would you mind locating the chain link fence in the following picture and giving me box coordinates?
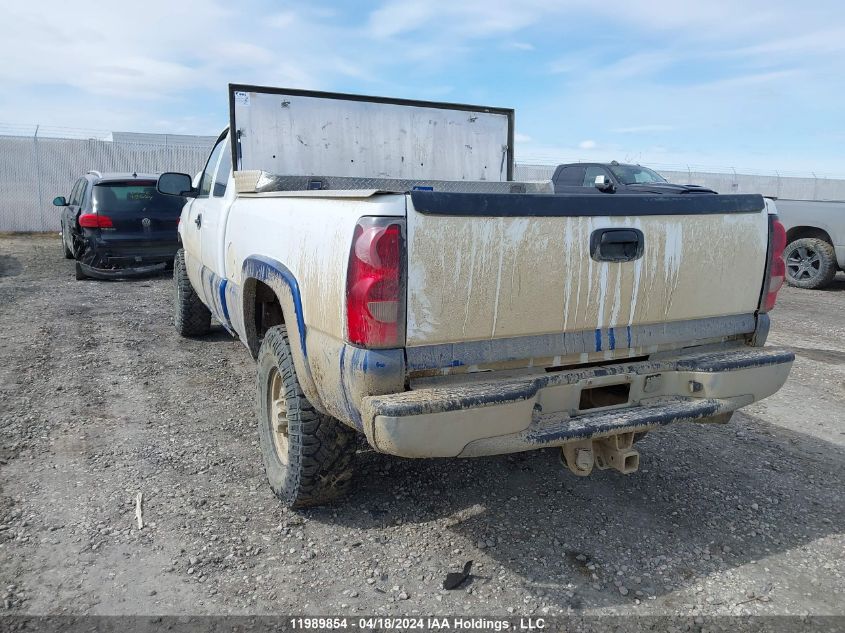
[3,132,844,232]
[0,134,213,232]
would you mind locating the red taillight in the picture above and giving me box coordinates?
[346,219,405,348]
[79,213,113,229]
[764,219,787,311]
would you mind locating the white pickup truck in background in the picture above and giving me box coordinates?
[156,84,794,508]
[774,199,845,289]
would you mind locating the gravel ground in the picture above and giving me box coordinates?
[0,234,843,618]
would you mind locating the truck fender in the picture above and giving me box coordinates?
[240,255,325,413]
[770,200,839,250]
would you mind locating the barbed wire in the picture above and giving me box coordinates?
[0,123,114,140]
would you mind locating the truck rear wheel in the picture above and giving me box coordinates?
[784,238,837,289]
[257,325,356,508]
[173,249,211,336]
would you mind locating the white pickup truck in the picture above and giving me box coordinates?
[157,85,794,508]
[774,199,845,289]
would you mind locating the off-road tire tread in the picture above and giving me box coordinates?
[173,249,211,336]
[784,237,837,290]
[258,325,355,508]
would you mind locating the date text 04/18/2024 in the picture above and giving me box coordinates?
[288,616,548,630]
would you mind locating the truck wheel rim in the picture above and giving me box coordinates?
[786,246,820,281]
[269,369,289,464]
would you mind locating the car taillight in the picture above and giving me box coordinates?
[79,213,114,229]
[764,219,787,311]
[345,218,405,348]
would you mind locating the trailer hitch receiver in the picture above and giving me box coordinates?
[560,432,640,476]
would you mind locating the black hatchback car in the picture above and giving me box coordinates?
[54,171,186,279]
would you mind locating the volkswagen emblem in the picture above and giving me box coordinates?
[141,217,152,228]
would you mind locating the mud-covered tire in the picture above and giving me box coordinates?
[74,261,86,280]
[784,238,837,289]
[173,249,211,336]
[257,325,356,508]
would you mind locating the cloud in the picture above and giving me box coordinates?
[578,140,597,150]
[367,1,569,42]
[2,0,844,175]
[514,133,532,143]
[368,1,436,38]
[504,42,535,51]
[0,0,378,132]
[612,125,675,134]
[516,139,619,165]
[363,0,567,71]
[547,51,598,75]
[724,26,845,60]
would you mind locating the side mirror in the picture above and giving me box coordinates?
[52,196,67,207]
[594,175,615,192]
[158,172,196,197]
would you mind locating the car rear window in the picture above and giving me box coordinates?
[92,181,184,214]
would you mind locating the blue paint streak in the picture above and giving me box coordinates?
[242,256,308,358]
[608,328,616,351]
[338,346,365,429]
[218,279,230,324]
[337,345,355,424]
[595,329,602,352]
[626,325,632,348]
[199,266,233,331]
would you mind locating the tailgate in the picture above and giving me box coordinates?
[405,192,769,367]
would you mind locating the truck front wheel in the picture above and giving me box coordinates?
[257,325,356,508]
[173,249,211,336]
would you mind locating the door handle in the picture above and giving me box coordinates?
[590,228,644,262]
[194,213,202,228]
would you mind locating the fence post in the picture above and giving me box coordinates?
[34,125,46,232]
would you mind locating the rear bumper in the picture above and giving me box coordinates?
[79,231,179,267]
[78,261,168,279]
[361,346,793,458]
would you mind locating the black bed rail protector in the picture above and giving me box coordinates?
[409,191,765,217]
